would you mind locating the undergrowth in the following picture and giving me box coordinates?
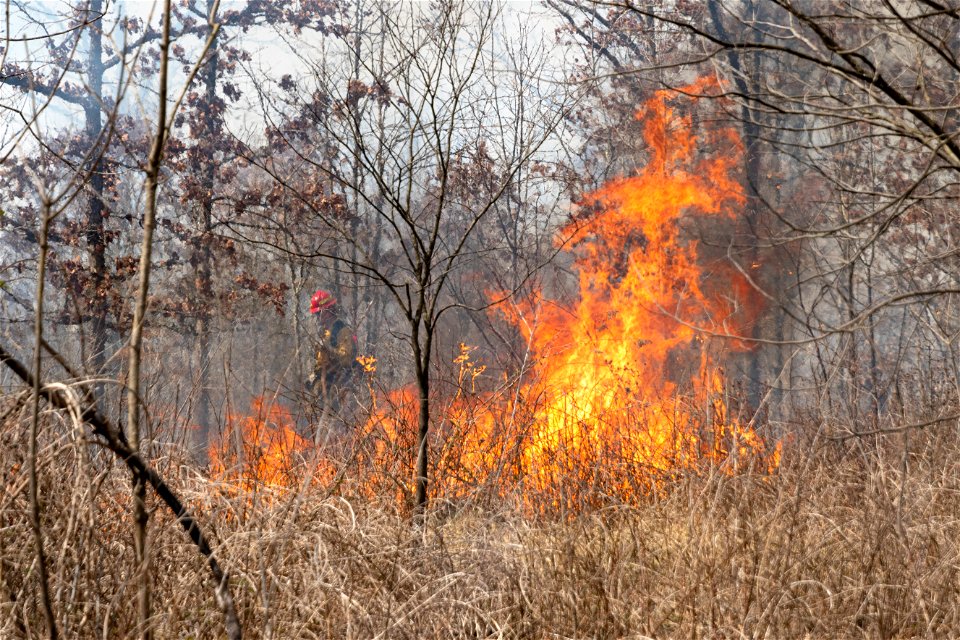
[2,404,958,639]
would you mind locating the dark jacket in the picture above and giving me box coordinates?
[309,319,358,392]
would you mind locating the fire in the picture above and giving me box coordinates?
[344,348,509,505]
[214,80,779,510]
[210,396,311,490]
[501,79,774,500]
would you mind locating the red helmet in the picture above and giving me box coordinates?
[310,289,337,314]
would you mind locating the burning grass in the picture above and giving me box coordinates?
[210,81,778,511]
[498,79,771,486]
[4,403,960,638]
[210,396,312,491]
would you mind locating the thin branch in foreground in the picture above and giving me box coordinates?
[829,412,960,439]
[0,344,242,640]
[27,204,57,639]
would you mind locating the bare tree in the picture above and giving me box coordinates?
[125,0,223,633]
[242,0,573,518]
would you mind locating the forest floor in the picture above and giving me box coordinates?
[2,416,957,639]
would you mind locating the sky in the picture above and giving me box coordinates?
[1,0,568,148]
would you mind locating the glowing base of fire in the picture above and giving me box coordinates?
[209,373,779,515]
[210,397,311,491]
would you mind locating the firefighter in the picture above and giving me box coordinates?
[306,289,359,410]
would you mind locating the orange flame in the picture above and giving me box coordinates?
[357,80,778,510]
[210,396,311,490]
[497,79,774,500]
[215,80,779,511]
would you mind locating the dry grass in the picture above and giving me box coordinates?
[3,405,960,639]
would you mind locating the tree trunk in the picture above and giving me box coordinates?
[708,0,767,407]
[413,358,430,522]
[126,3,173,633]
[194,0,219,461]
[30,205,59,640]
[84,0,107,404]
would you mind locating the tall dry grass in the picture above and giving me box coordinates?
[2,399,959,639]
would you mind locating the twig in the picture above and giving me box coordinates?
[0,343,243,640]
[28,200,58,639]
[828,412,960,439]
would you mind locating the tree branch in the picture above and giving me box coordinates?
[0,344,243,640]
